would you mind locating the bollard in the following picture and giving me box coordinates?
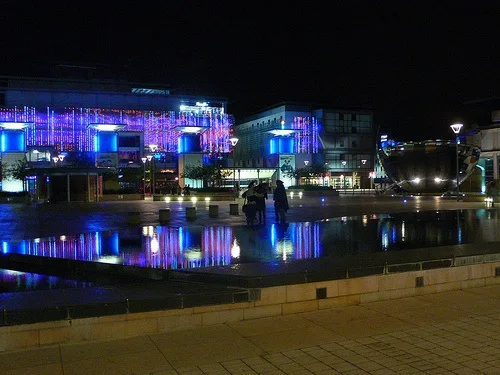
[229,203,239,215]
[208,204,219,218]
[186,206,197,221]
[128,212,141,225]
[159,208,171,223]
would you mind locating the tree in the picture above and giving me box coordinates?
[3,157,30,191]
[181,164,232,188]
[283,163,329,186]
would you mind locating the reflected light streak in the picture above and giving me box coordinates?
[362,215,368,227]
[231,238,241,259]
[2,211,486,273]
[150,236,159,255]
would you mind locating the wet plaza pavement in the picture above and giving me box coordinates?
[0,194,488,242]
[3,194,500,374]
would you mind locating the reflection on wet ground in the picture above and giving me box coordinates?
[2,209,499,278]
[0,269,93,293]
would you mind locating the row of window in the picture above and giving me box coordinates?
[324,113,372,122]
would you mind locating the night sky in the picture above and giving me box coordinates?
[2,2,499,141]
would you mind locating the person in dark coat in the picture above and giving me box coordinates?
[273,180,289,224]
[242,181,261,225]
[255,182,268,224]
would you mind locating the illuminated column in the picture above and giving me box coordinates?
[267,124,298,188]
[176,129,204,188]
[0,121,31,192]
[89,124,123,168]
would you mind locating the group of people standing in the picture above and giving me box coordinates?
[242,180,289,225]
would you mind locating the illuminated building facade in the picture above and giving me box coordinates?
[0,76,234,200]
[234,103,375,188]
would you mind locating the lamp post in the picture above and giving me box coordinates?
[304,160,309,185]
[229,137,239,194]
[141,157,147,196]
[149,145,158,195]
[341,160,347,190]
[361,159,367,192]
[146,154,153,195]
[450,123,463,201]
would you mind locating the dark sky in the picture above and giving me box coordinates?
[2,1,500,141]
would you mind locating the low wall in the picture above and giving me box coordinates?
[100,194,144,201]
[2,261,500,352]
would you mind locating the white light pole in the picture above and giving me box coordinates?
[146,154,153,195]
[450,123,463,201]
[149,145,158,195]
[141,157,147,196]
[341,160,347,190]
[361,159,367,192]
[303,160,309,186]
[229,137,239,194]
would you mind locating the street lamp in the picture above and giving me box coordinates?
[149,145,157,195]
[146,154,153,195]
[229,137,239,194]
[341,160,347,189]
[360,159,367,190]
[141,157,147,196]
[450,123,463,201]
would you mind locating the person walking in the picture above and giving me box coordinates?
[255,182,268,224]
[242,181,260,225]
[273,180,289,224]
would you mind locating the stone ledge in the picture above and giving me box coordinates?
[2,263,500,352]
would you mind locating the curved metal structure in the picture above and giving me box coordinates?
[378,139,481,194]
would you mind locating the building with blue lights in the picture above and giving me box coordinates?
[0,76,234,201]
[233,103,375,188]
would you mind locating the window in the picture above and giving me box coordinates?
[352,140,357,147]
[339,114,344,120]
[118,135,141,148]
[351,127,357,133]
[340,140,344,147]
[351,114,356,121]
